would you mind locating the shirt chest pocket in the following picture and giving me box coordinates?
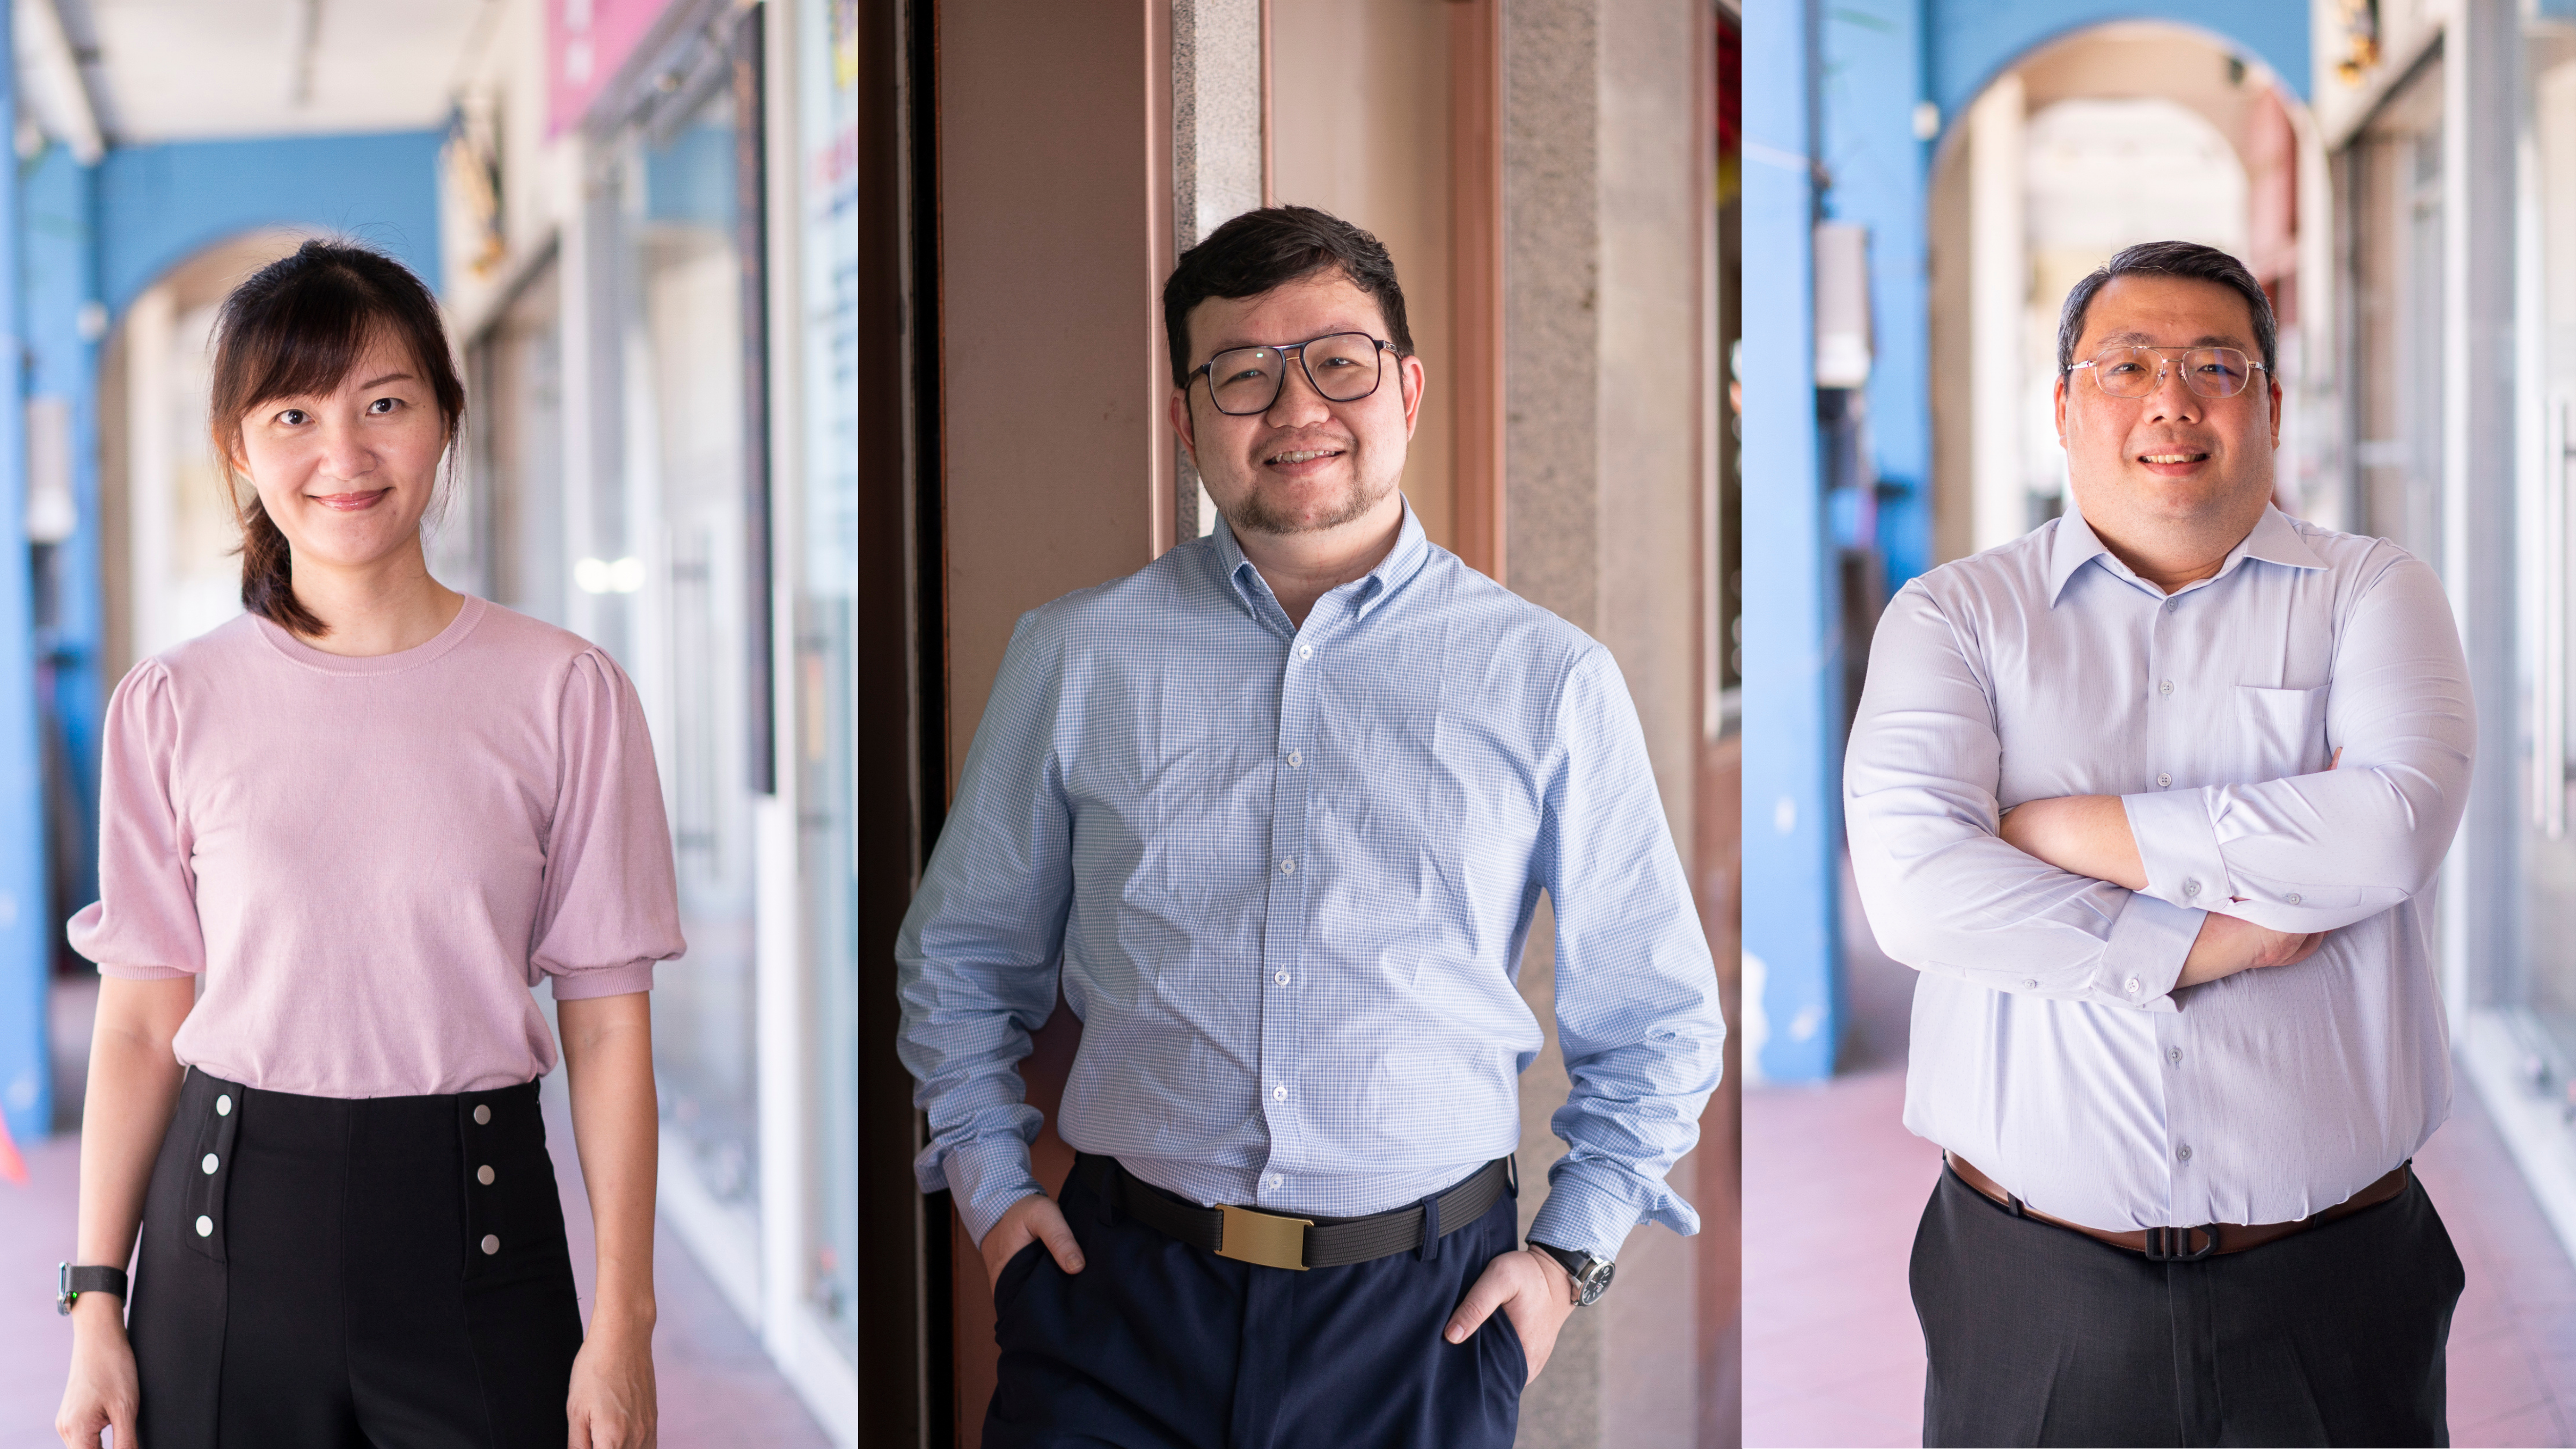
[2234,684,2332,780]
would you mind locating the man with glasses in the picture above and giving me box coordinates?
[897,205,1723,1447]
[1846,239,2472,1445]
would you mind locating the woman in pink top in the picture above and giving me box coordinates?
[53,240,682,1449]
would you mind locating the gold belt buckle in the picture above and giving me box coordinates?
[1216,1204,1313,1271]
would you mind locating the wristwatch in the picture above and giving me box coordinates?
[1526,1240,1615,1307]
[57,1263,128,1316]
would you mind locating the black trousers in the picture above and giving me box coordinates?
[127,1067,586,1448]
[1911,1163,2464,1447]
[984,1153,1527,1449]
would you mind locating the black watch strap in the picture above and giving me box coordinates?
[58,1263,128,1316]
[1526,1239,1615,1306]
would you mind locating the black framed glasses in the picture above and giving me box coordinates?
[2068,344,2268,400]
[1188,332,1392,416]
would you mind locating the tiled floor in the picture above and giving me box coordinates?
[1745,870,2576,1448]
[11,977,832,1446]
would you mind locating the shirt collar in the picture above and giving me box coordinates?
[2047,502,2325,605]
[1210,496,1433,629]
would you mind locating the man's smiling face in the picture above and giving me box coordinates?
[1170,269,1424,537]
[2054,272,2281,546]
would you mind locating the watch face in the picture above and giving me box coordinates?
[1578,1260,1615,1306]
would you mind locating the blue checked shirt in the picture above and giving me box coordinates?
[897,505,1725,1258]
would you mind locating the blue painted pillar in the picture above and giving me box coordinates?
[0,1,47,1143]
[1741,0,1843,1082]
[1819,1,1932,592]
[25,145,103,929]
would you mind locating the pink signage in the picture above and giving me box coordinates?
[548,0,681,136]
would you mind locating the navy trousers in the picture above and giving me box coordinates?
[984,1154,1528,1449]
[1912,1163,2463,1447]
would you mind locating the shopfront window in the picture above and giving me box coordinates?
[2520,23,2576,1063]
[459,261,565,628]
[2340,55,2445,565]
[796,0,859,1355]
[604,64,765,1230]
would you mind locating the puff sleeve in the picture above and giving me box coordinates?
[526,648,684,996]
[67,661,203,978]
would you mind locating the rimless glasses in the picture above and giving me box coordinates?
[2067,344,2268,400]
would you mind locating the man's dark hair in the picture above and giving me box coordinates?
[1161,205,1414,389]
[2056,239,2278,382]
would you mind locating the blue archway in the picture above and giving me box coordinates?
[1928,1,2308,126]
[1744,1,2311,1084]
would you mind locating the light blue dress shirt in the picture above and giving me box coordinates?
[1846,506,2472,1232]
[897,505,1725,1258]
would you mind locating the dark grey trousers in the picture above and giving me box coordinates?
[1910,1163,2463,1447]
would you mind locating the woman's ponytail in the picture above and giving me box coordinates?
[235,492,320,636]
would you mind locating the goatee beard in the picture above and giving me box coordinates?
[1225,472,1397,537]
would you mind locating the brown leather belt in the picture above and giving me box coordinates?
[1944,1152,2412,1260]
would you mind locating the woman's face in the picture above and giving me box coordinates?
[233,330,449,572]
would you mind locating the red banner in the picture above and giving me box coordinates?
[548,0,680,136]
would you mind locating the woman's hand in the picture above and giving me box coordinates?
[566,1320,656,1448]
[56,1297,139,1447]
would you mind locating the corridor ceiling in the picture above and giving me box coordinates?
[42,0,495,144]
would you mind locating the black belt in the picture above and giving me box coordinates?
[1086,1155,1512,1271]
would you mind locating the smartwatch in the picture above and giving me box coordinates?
[1526,1239,1615,1307]
[57,1263,128,1316]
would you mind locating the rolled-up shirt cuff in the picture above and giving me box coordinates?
[546,958,658,999]
[2088,890,2200,1011]
[94,962,194,980]
[2124,788,2234,912]
[941,1136,1046,1245]
[1527,1158,1697,1261]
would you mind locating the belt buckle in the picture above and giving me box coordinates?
[2142,1224,2219,1262]
[1217,1204,1313,1271]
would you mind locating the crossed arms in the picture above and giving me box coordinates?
[1998,788,2337,989]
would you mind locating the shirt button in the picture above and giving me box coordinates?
[2285,892,2302,905]
[1287,749,1301,767]
[1278,858,1296,876]
[1267,1174,1284,1189]
[2159,679,2174,696]
[2157,772,2172,787]
[481,1234,501,1256]
[478,1165,496,1186]
[2176,1144,2193,1163]
[1272,1085,1288,1103]
[2165,601,2178,613]
[2183,879,2200,897]
[215,1094,232,1117]
[195,1216,213,1238]
[1274,971,1290,986]
[2168,1046,2183,1065]
[1299,644,1314,660]
[473,1104,492,1125]
[200,1154,218,1175]
[2126,977,2142,994]
[2023,978,2039,989]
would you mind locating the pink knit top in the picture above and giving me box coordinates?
[67,596,685,1097]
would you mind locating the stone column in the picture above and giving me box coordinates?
[1503,0,1708,1442]
[1170,0,1264,538]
